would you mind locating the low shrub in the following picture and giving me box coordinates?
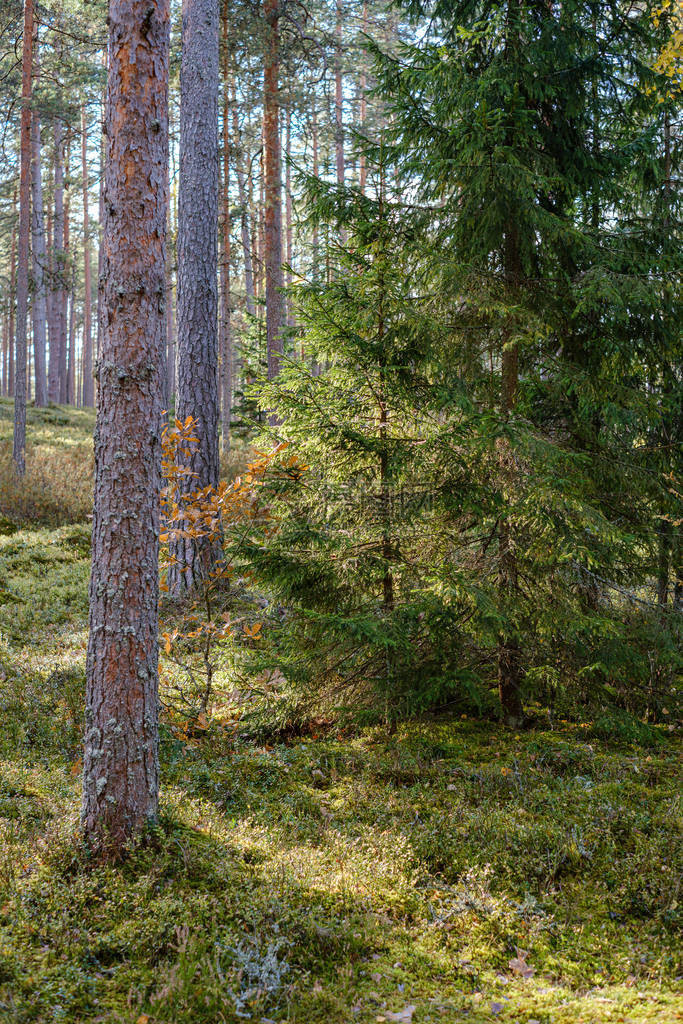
[0,442,93,526]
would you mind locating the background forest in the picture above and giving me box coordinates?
[0,0,680,1021]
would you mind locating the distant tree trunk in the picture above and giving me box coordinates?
[285,104,294,328]
[81,105,94,407]
[230,81,255,318]
[82,0,169,854]
[2,315,7,396]
[311,102,319,281]
[63,127,75,405]
[46,199,59,400]
[220,2,232,453]
[167,96,177,413]
[96,53,107,399]
[54,119,67,403]
[166,202,175,412]
[30,36,48,408]
[14,0,33,475]
[264,0,284,380]
[359,0,368,193]
[335,0,344,189]
[8,198,16,397]
[170,0,220,593]
[497,225,525,728]
[67,265,76,404]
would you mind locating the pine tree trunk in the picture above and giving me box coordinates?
[264,0,284,380]
[63,128,75,405]
[311,103,319,281]
[30,37,48,408]
[170,0,220,593]
[8,198,16,397]
[359,1,367,192]
[285,105,294,328]
[67,265,76,405]
[13,0,33,475]
[54,119,68,403]
[96,54,107,396]
[220,3,232,453]
[230,81,256,318]
[335,0,344,189]
[82,0,169,854]
[47,197,59,401]
[81,105,94,407]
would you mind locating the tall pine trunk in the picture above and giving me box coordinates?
[13,0,33,475]
[53,119,67,403]
[264,0,284,380]
[171,0,220,593]
[231,81,255,318]
[82,0,169,854]
[30,36,48,408]
[81,105,94,407]
[359,1,368,192]
[220,3,232,453]
[8,196,16,397]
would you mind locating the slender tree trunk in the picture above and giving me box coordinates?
[81,105,94,407]
[264,0,284,380]
[67,264,76,404]
[166,194,175,412]
[285,104,294,327]
[311,102,319,280]
[8,199,16,398]
[220,2,232,453]
[30,37,48,408]
[335,0,344,189]
[359,0,368,192]
[54,119,67,403]
[170,0,220,593]
[231,82,255,318]
[96,53,107,398]
[2,315,7,396]
[82,0,169,854]
[46,196,59,400]
[63,128,74,404]
[13,0,33,475]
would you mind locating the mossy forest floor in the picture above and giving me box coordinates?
[0,399,680,1023]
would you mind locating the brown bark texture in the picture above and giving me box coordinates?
[13,0,33,474]
[82,0,170,852]
[171,0,220,593]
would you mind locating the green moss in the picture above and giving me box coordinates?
[0,402,679,1023]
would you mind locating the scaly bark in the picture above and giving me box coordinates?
[13,0,33,474]
[171,0,220,592]
[82,0,169,853]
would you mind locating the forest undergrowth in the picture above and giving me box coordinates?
[0,404,680,1024]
